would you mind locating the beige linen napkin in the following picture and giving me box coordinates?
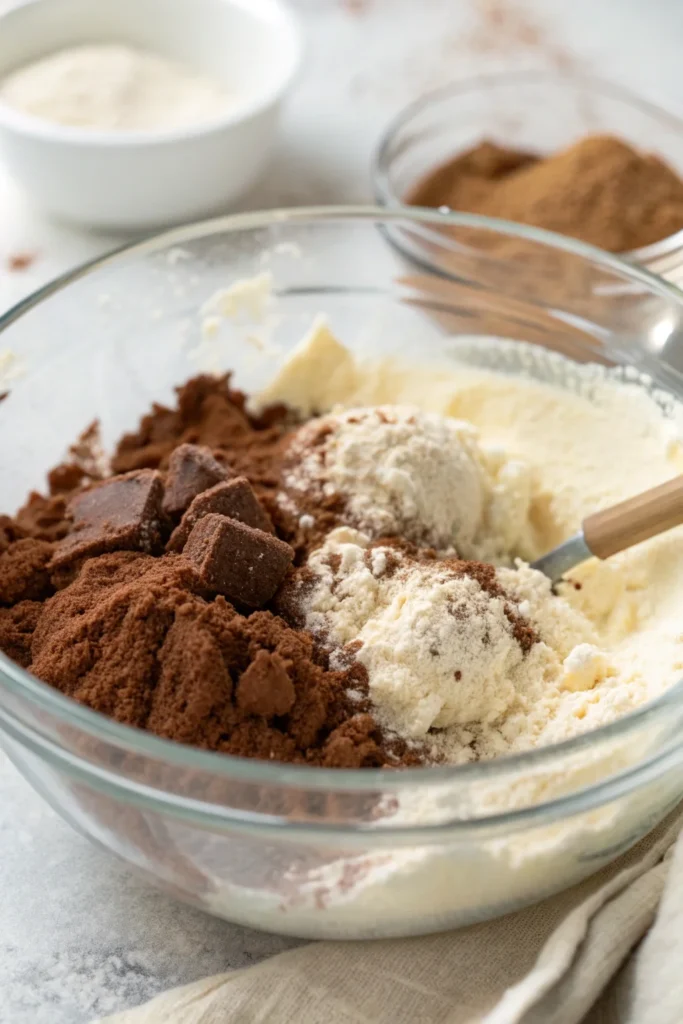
[586,810,683,1024]
[97,806,683,1024]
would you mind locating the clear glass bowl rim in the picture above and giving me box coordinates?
[2,204,683,811]
[372,69,683,264]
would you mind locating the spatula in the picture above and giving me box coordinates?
[531,474,683,583]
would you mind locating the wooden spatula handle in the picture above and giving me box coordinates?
[583,475,683,560]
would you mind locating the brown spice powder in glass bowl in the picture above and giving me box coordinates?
[373,73,683,283]
[405,135,683,254]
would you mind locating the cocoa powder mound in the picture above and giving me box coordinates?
[111,374,292,494]
[0,536,54,605]
[407,135,683,252]
[14,492,70,542]
[0,515,26,553]
[28,550,397,767]
[110,373,315,555]
[0,601,43,667]
[0,374,418,768]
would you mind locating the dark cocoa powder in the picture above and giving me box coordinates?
[27,550,396,767]
[0,375,416,768]
[0,601,43,667]
[110,375,292,496]
[0,536,54,605]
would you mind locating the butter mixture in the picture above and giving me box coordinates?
[257,321,683,761]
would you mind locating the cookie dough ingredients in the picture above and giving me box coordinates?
[261,329,683,758]
[3,323,683,769]
[281,405,537,560]
[297,528,603,755]
[0,45,233,132]
[407,136,683,251]
[0,379,420,768]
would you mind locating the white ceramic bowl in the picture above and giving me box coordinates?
[0,0,303,231]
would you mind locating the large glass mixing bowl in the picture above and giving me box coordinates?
[2,207,683,939]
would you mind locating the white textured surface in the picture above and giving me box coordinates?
[2,0,683,1021]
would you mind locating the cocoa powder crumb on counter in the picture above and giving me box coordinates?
[7,250,37,272]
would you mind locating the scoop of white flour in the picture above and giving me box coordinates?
[282,405,537,560]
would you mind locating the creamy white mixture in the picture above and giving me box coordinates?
[255,320,683,763]
[197,316,683,937]
[0,45,233,131]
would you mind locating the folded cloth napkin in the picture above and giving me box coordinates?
[97,806,683,1024]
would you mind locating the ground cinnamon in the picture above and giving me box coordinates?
[407,135,683,252]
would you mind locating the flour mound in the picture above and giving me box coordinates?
[281,405,536,560]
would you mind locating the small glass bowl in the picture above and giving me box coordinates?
[2,207,683,939]
[373,72,683,287]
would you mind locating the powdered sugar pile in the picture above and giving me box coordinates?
[281,405,537,560]
[0,45,233,132]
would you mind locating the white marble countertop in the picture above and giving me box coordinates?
[2,1,683,1020]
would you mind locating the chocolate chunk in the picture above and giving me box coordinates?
[236,650,296,717]
[167,477,273,553]
[183,513,293,608]
[51,470,164,571]
[162,443,230,517]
